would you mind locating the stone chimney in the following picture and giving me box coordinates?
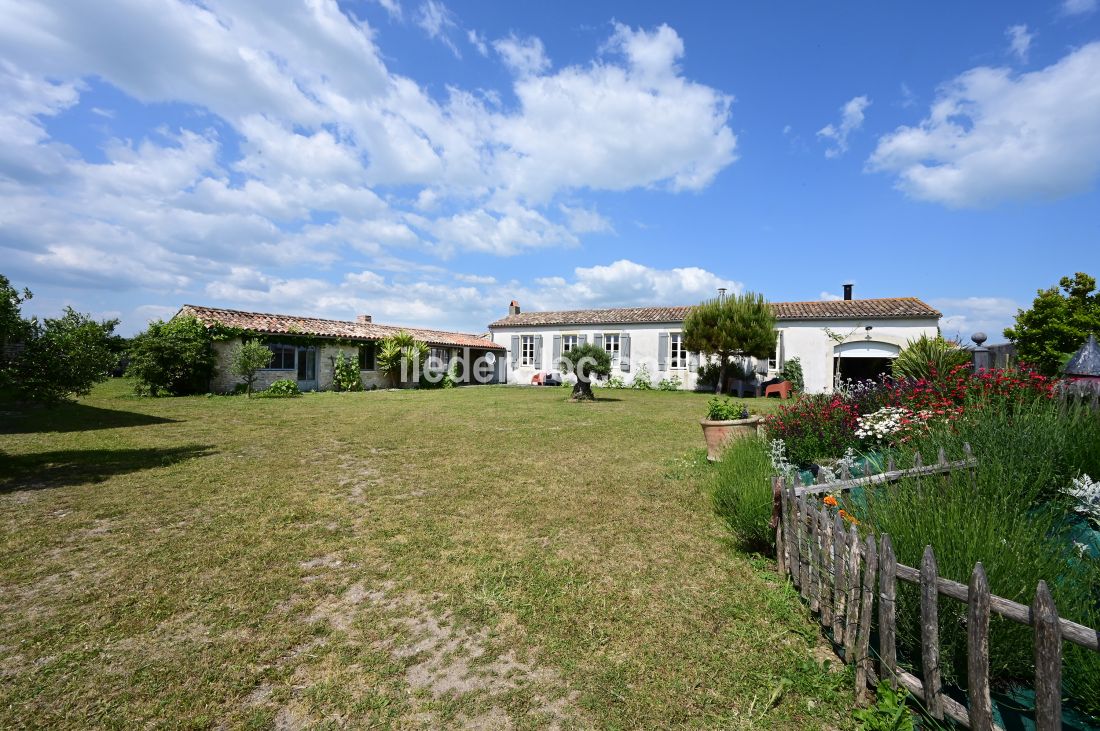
[508,300,520,316]
[843,283,853,301]
[356,314,372,324]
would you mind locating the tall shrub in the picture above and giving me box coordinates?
[377,331,428,387]
[709,437,776,552]
[763,394,859,466]
[229,340,273,397]
[128,316,216,396]
[331,351,363,392]
[8,308,119,403]
[891,334,971,381]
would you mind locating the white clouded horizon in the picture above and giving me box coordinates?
[0,1,740,334]
[932,297,1020,343]
[868,42,1100,208]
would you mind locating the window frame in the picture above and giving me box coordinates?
[669,332,688,370]
[603,333,620,360]
[264,343,297,370]
[520,335,536,367]
[561,334,578,353]
[358,342,377,371]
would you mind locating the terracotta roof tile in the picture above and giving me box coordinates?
[177,305,505,350]
[489,298,940,328]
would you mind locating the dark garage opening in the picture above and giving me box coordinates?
[836,356,893,383]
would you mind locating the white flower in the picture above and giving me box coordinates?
[1063,473,1100,525]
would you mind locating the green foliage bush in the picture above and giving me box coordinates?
[851,681,914,731]
[657,376,682,391]
[779,356,804,392]
[128,316,216,396]
[630,363,653,390]
[229,340,273,397]
[7,307,119,403]
[259,379,301,398]
[331,351,363,392]
[891,334,972,381]
[706,397,747,421]
[709,437,776,552]
[377,331,429,387]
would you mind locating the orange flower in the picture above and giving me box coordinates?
[823,495,838,507]
[839,509,860,525]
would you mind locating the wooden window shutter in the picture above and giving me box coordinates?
[534,335,543,367]
[593,334,603,350]
[510,335,520,368]
[620,334,631,372]
[552,334,562,364]
[658,332,669,371]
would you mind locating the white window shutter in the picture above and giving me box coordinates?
[552,334,562,364]
[578,334,587,346]
[658,333,669,371]
[620,334,631,372]
[594,334,603,350]
[534,335,543,368]
[510,335,520,368]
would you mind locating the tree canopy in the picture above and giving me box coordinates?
[128,316,218,396]
[229,340,273,397]
[1005,272,1100,376]
[682,292,777,393]
[558,342,612,401]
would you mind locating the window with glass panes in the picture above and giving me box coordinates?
[521,336,535,366]
[430,347,451,367]
[358,342,376,370]
[768,335,779,371]
[603,334,620,359]
[562,335,578,353]
[670,333,688,369]
[267,343,296,369]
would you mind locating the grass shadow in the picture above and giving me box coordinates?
[0,402,180,434]
[0,445,216,493]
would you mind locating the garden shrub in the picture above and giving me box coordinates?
[7,307,119,403]
[778,356,804,392]
[631,363,653,390]
[331,351,363,392]
[229,340,273,397]
[764,394,859,466]
[891,334,972,381]
[859,467,1098,700]
[259,379,301,397]
[128,316,216,396]
[706,397,747,421]
[709,437,776,552]
[657,376,682,391]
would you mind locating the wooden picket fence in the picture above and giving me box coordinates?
[771,447,1100,730]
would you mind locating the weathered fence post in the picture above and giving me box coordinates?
[967,562,993,731]
[820,507,834,628]
[855,535,878,705]
[798,495,811,598]
[878,534,897,690]
[789,491,801,590]
[920,545,944,720]
[832,512,847,643]
[844,524,861,661]
[1032,581,1062,731]
[809,502,821,613]
[773,477,786,574]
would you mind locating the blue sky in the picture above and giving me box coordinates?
[1,0,1098,339]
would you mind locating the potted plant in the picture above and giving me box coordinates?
[701,397,763,462]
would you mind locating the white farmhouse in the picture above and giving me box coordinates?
[488,287,941,393]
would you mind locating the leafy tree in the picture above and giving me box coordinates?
[377,331,429,387]
[683,292,777,394]
[128,315,217,396]
[0,274,32,351]
[891,334,971,381]
[229,340,273,397]
[331,350,363,392]
[9,308,119,403]
[779,356,805,392]
[1005,272,1100,375]
[558,342,611,401]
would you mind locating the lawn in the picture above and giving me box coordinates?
[0,381,850,730]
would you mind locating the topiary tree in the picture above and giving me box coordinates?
[128,315,217,396]
[891,334,971,381]
[377,331,429,387]
[229,340,273,397]
[558,342,611,401]
[9,307,119,403]
[683,292,777,394]
[1005,272,1100,376]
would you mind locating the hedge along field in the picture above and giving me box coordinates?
[0,380,851,730]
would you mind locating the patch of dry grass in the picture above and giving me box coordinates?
[0,381,849,729]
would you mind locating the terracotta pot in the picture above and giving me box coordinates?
[700,416,763,462]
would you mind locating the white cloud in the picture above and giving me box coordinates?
[493,34,550,77]
[868,42,1100,207]
[1006,24,1033,62]
[819,291,842,302]
[559,204,613,234]
[467,29,488,57]
[817,95,871,158]
[416,0,460,57]
[931,297,1019,342]
[376,0,403,21]
[1061,0,1097,16]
